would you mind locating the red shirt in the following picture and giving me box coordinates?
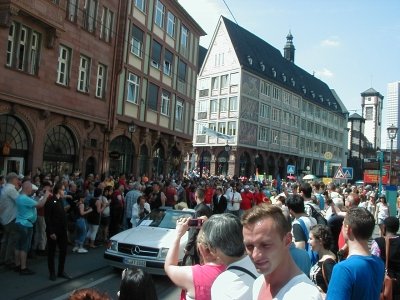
[240,191,254,210]
[204,187,214,205]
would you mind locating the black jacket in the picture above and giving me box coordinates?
[185,202,212,254]
[44,196,67,235]
[212,194,227,214]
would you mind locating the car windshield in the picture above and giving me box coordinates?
[138,209,193,229]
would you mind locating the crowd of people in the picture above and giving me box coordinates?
[0,169,400,299]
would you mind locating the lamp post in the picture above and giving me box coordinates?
[387,124,398,185]
[377,149,383,196]
[223,142,231,176]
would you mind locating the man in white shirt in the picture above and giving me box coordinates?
[209,214,258,300]
[242,205,321,300]
[225,184,241,217]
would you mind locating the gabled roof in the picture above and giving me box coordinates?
[361,87,383,98]
[221,16,346,114]
[348,113,364,120]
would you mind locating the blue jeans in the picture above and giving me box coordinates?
[75,218,87,247]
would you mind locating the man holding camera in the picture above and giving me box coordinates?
[184,188,212,264]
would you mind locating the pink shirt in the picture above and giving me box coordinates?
[180,264,226,300]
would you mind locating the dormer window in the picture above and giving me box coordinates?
[272,67,276,77]
[311,91,315,98]
[260,61,265,71]
[302,85,306,94]
[247,55,253,65]
[291,78,295,87]
[282,73,286,82]
[333,103,337,109]
[319,95,324,103]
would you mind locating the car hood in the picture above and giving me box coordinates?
[112,226,187,248]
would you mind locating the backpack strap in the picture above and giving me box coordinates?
[227,265,257,279]
[297,218,309,251]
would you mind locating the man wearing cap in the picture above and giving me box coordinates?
[15,181,49,274]
[0,172,20,268]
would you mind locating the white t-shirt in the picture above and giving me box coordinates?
[252,273,322,300]
[211,255,259,300]
[226,191,242,211]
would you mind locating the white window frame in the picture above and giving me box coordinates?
[180,25,188,51]
[258,126,269,142]
[198,100,207,112]
[29,32,39,75]
[260,81,271,96]
[220,98,228,112]
[127,72,140,104]
[96,63,106,98]
[272,130,279,145]
[131,25,143,57]
[134,0,145,12]
[161,91,170,116]
[84,0,98,33]
[228,121,236,136]
[100,7,113,42]
[163,49,173,76]
[154,0,164,28]
[166,11,175,38]
[229,96,238,111]
[57,45,71,86]
[77,55,90,92]
[220,74,229,89]
[211,76,219,91]
[281,132,289,147]
[260,103,270,118]
[68,0,78,22]
[175,99,183,121]
[218,122,226,135]
[6,23,15,67]
[17,26,27,70]
[210,99,218,113]
[272,108,280,122]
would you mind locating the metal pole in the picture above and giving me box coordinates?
[378,151,383,195]
[389,139,393,185]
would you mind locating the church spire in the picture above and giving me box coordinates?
[284,31,295,63]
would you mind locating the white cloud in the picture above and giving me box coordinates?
[320,37,340,47]
[315,68,334,78]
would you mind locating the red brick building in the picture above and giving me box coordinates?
[0,0,204,179]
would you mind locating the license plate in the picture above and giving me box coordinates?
[124,258,146,267]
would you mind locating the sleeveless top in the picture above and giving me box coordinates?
[180,264,226,300]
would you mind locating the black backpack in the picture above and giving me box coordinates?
[307,203,327,225]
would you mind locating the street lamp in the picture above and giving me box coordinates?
[387,124,398,185]
[377,149,383,195]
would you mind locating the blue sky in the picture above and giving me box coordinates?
[179,0,400,145]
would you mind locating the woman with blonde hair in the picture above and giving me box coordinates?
[164,217,225,300]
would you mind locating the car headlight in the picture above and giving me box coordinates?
[158,247,169,259]
[108,240,118,251]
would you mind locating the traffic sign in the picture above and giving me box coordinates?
[342,167,353,179]
[324,151,333,160]
[334,167,345,179]
[287,165,295,174]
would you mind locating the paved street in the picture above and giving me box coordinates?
[0,245,179,300]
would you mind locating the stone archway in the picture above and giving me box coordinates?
[109,135,135,176]
[239,152,251,177]
[43,125,77,176]
[267,155,275,177]
[152,143,165,178]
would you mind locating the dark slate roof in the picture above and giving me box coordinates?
[198,45,208,73]
[348,113,364,120]
[221,16,345,114]
[361,87,383,98]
